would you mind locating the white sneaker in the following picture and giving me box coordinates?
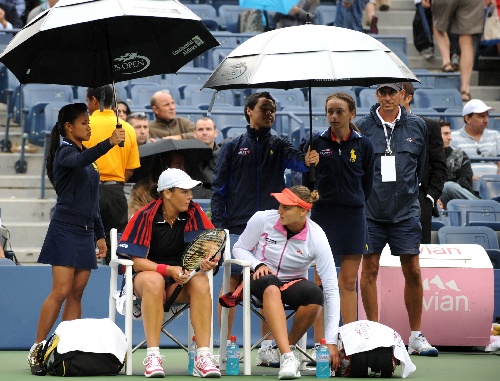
[306,344,319,365]
[194,353,221,378]
[256,345,280,367]
[278,352,300,380]
[407,334,439,357]
[143,353,165,378]
[421,47,434,60]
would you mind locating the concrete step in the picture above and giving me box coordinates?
[0,152,46,175]
[0,198,55,222]
[10,247,41,264]
[5,221,48,254]
[389,0,414,11]
[0,174,54,199]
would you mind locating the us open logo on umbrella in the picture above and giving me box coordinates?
[220,62,247,80]
[113,53,150,75]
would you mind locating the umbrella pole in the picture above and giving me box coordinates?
[308,82,315,182]
[104,22,123,147]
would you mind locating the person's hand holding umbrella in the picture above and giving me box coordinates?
[108,126,126,147]
[304,145,319,167]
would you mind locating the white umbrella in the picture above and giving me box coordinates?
[202,23,418,180]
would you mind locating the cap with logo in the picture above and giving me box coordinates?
[157,168,201,192]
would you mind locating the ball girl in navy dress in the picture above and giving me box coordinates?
[28,103,125,375]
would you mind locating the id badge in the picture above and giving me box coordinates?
[381,155,396,182]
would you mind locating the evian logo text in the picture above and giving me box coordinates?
[114,53,150,75]
[173,36,204,56]
[423,275,469,312]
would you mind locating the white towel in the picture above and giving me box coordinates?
[54,318,128,363]
[338,320,416,378]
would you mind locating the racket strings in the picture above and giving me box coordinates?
[183,231,226,270]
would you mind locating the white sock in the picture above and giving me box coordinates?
[314,342,320,347]
[29,343,38,354]
[410,331,421,340]
[147,347,160,356]
[281,351,293,360]
[197,347,210,357]
[261,340,273,349]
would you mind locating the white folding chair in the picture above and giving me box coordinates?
[108,228,214,375]
[218,237,309,375]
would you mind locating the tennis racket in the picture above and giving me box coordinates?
[163,228,227,311]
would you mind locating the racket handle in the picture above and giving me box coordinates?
[116,123,124,147]
[164,284,183,311]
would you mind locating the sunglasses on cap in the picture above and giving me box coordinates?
[129,112,148,119]
[378,88,399,97]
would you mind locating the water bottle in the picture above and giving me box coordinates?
[188,336,197,375]
[315,339,330,378]
[226,335,240,375]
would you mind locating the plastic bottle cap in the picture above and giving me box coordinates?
[320,338,326,345]
[230,335,237,342]
[192,336,196,341]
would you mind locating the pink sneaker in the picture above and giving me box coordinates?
[143,353,165,378]
[194,353,221,378]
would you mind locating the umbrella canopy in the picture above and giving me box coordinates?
[202,24,418,90]
[128,138,212,183]
[239,0,297,15]
[0,0,219,87]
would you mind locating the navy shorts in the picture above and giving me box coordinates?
[367,217,421,256]
[227,234,243,275]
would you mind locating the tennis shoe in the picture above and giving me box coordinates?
[194,353,221,378]
[256,345,280,367]
[306,344,319,366]
[408,334,439,357]
[278,352,300,380]
[28,341,47,376]
[143,353,165,378]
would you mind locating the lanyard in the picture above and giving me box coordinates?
[382,123,394,155]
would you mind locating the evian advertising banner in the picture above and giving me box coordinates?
[358,244,493,346]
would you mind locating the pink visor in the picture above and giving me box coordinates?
[270,188,312,210]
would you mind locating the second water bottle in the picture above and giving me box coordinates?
[226,335,240,375]
[188,336,197,375]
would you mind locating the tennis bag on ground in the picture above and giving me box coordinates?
[337,320,416,378]
[40,318,127,376]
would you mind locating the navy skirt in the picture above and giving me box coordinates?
[38,220,98,269]
[311,204,371,263]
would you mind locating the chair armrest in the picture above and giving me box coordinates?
[222,258,251,268]
[110,257,134,267]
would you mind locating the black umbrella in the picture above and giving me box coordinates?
[0,0,219,87]
[0,0,219,170]
[128,139,213,184]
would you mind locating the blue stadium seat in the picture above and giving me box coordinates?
[412,88,462,112]
[74,84,128,103]
[310,87,356,108]
[185,4,219,26]
[478,175,500,200]
[282,106,327,147]
[217,5,242,32]
[0,64,19,105]
[182,85,235,107]
[374,35,408,65]
[26,101,70,147]
[256,88,306,108]
[210,105,248,129]
[412,108,441,119]
[437,225,500,268]
[211,31,241,48]
[441,107,463,130]
[175,106,206,124]
[316,5,336,25]
[209,47,234,70]
[446,199,500,229]
[130,83,181,107]
[163,67,212,89]
[358,88,377,108]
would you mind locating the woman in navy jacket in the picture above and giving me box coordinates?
[28,103,125,375]
[303,92,375,333]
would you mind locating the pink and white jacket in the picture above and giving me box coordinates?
[233,210,340,344]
